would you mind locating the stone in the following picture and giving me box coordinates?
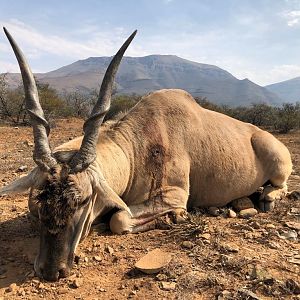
[72,278,83,288]
[232,197,254,211]
[290,207,300,215]
[248,221,260,229]
[279,229,298,241]
[239,208,258,218]
[18,165,28,172]
[285,221,300,231]
[24,140,34,147]
[286,279,300,294]
[217,290,232,300]
[6,283,18,293]
[228,209,236,218]
[288,258,300,265]
[94,256,102,262]
[222,243,239,253]
[208,207,220,216]
[199,233,211,240]
[156,273,168,281]
[160,281,176,291]
[266,223,276,229]
[105,245,114,254]
[135,248,172,274]
[250,265,273,282]
[238,288,261,300]
[38,283,45,289]
[181,241,194,249]
[129,290,137,296]
[58,288,69,294]
[287,190,300,201]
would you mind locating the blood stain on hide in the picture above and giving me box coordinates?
[146,144,167,202]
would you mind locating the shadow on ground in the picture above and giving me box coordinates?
[0,213,39,289]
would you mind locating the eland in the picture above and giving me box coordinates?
[0,28,292,281]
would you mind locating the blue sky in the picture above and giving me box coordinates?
[1,0,300,85]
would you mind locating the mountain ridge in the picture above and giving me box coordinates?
[265,77,300,103]
[4,54,283,106]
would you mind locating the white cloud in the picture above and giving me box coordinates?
[1,19,141,61]
[282,10,300,26]
[222,62,300,86]
[0,60,19,73]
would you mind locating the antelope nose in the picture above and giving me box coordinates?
[41,267,59,282]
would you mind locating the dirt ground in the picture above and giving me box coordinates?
[0,118,299,300]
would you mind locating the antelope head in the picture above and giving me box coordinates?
[0,28,136,281]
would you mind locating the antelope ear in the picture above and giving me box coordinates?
[95,180,132,216]
[0,168,46,196]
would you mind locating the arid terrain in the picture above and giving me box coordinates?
[0,118,299,300]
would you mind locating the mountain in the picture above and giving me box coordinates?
[5,55,282,106]
[265,77,300,103]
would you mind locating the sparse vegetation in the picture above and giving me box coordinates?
[196,97,300,133]
[0,74,299,132]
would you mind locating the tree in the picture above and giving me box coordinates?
[274,103,300,133]
[104,94,141,121]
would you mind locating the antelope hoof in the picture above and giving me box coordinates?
[170,208,189,224]
[258,200,275,212]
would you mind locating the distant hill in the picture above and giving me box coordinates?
[5,55,282,106]
[265,77,300,103]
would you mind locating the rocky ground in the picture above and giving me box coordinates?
[0,119,299,300]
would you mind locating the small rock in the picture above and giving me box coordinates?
[279,229,298,241]
[99,288,106,292]
[58,288,69,294]
[129,290,137,297]
[266,223,276,229]
[290,207,300,215]
[208,206,220,216]
[250,265,273,282]
[232,197,254,211]
[18,288,26,297]
[18,165,28,172]
[6,283,18,293]
[135,248,172,274]
[285,221,300,231]
[105,245,114,254]
[267,241,280,249]
[238,288,261,300]
[181,241,194,249]
[72,278,83,288]
[288,258,300,265]
[160,281,176,291]
[38,283,45,289]
[217,290,232,300]
[156,273,168,281]
[94,256,102,262]
[248,221,260,229]
[287,191,300,201]
[286,279,300,294]
[222,243,239,253]
[239,208,258,218]
[84,257,89,263]
[24,140,34,147]
[228,209,236,218]
[199,233,211,240]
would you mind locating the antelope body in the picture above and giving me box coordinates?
[0,28,292,281]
